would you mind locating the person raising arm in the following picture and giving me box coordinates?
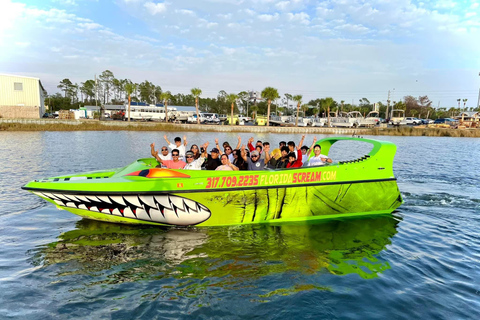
[306,137,332,166]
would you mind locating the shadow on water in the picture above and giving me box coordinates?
[28,215,400,298]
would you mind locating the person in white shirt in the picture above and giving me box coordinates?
[150,143,172,168]
[305,137,332,166]
[300,145,309,164]
[183,147,208,170]
[215,154,239,171]
[164,135,187,160]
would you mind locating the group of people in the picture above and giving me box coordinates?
[150,134,332,171]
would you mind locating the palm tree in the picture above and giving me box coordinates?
[462,98,468,111]
[124,82,137,122]
[261,87,279,127]
[160,91,172,122]
[293,95,302,127]
[191,88,202,124]
[324,97,334,127]
[341,100,345,112]
[284,93,292,114]
[226,93,238,126]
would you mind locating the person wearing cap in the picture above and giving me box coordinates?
[215,154,239,171]
[164,134,187,160]
[184,144,208,170]
[152,148,186,169]
[203,142,222,170]
[241,144,270,170]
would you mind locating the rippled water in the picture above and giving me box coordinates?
[0,132,479,319]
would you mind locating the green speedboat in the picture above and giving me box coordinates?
[22,137,403,227]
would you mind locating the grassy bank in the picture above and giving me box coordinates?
[1,120,479,137]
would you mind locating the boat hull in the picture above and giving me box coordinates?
[30,179,402,227]
[23,137,403,227]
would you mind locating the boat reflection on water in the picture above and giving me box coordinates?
[31,216,400,292]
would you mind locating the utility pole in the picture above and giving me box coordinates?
[386,90,391,121]
[477,72,480,109]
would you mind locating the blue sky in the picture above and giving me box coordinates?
[1,0,479,108]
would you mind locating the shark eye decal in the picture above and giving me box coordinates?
[126,169,191,179]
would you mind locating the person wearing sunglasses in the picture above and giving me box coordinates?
[184,144,208,170]
[190,144,201,160]
[241,144,270,170]
[304,136,332,167]
[150,143,172,161]
[152,148,186,169]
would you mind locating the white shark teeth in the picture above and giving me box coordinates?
[74,195,90,203]
[139,195,156,208]
[123,196,142,208]
[55,194,70,201]
[65,202,77,208]
[38,192,211,226]
[110,196,126,206]
[184,199,198,211]
[111,208,122,216]
[135,208,150,221]
[169,196,186,212]
[86,195,100,202]
[97,196,112,204]
[154,195,171,209]
[123,207,136,219]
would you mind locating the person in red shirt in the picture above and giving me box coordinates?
[286,149,303,168]
[152,149,186,169]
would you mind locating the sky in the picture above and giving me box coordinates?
[1,0,479,108]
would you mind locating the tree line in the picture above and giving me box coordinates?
[45,70,479,124]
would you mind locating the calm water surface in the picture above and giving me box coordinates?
[0,131,479,319]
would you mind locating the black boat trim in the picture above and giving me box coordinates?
[22,178,397,195]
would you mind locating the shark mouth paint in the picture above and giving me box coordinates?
[33,192,211,226]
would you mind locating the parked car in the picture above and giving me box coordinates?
[202,113,220,124]
[238,114,252,122]
[420,119,434,124]
[405,117,422,125]
[434,118,458,125]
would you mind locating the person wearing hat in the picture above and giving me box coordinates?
[241,144,270,170]
[184,144,208,170]
[202,142,222,170]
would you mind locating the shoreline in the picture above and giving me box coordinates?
[1,119,479,137]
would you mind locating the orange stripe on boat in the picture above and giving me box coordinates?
[126,169,191,178]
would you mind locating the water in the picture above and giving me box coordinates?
[0,131,479,319]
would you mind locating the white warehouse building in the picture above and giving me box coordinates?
[0,74,46,119]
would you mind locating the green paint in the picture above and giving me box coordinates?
[23,137,403,227]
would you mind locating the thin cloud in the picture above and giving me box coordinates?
[144,2,167,15]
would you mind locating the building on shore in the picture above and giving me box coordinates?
[0,74,46,119]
